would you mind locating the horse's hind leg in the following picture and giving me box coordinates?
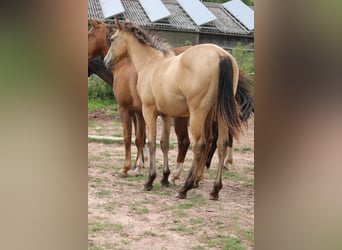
[170,117,190,185]
[134,113,146,176]
[210,117,229,200]
[177,110,209,199]
[194,110,214,188]
[118,107,132,177]
[160,115,172,187]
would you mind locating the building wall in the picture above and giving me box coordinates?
[148,29,253,51]
[199,34,254,50]
[149,30,199,47]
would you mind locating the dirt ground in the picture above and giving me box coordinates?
[88,108,254,250]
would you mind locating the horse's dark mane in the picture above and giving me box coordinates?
[105,23,117,47]
[122,21,173,56]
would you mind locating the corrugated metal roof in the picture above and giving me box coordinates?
[88,0,252,36]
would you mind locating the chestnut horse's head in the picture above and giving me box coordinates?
[88,19,116,61]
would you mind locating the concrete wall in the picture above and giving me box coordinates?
[199,34,253,50]
[149,29,254,50]
[149,30,199,47]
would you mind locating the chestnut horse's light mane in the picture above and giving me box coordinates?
[122,21,173,56]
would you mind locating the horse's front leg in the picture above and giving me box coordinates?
[160,115,172,187]
[142,106,157,191]
[133,113,146,176]
[170,117,190,185]
[118,107,132,177]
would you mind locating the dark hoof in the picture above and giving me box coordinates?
[209,192,219,200]
[143,184,153,191]
[175,192,187,199]
[193,180,200,189]
[161,179,170,187]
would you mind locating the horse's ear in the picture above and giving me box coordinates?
[115,17,122,30]
[89,19,99,28]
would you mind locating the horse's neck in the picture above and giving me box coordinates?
[126,36,160,73]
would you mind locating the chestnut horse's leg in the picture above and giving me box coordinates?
[224,133,234,170]
[209,116,229,200]
[142,107,158,191]
[118,107,132,177]
[176,109,211,199]
[206,127,234,171]
[160,115,172,187]
[170,117,190,185]
[205,119,218,169]
[134,113,146,176]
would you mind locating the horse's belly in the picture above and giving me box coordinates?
[155,96,189,117]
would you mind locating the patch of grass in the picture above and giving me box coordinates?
[88,155,101,161]
[188,194,207,206]
[234,147,253,152]
[190,217,203,225]
[96,189,111,198]
[178,202,194,209]
[223,171,243,181]
[88,99,117,112]
[113,239,130,250]
[192,245,206,250]
[170,225,195,234]
[89,222,125,235]
[88,137,115,144]
[244,166,254,173]
[238,228,254,247]
[126,175,145,182]
[100,151,113,157]
[88,120,97,127]
[88,242,104,250]
[208,236,246,250]
[103,201,118,212]
[173,209,187,218]
[142,229,158,237]
[242,147,253,152]
[129,203,150,215]
[90,177,102,188]
[243,178,254,188]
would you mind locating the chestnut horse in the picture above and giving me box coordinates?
[104,19,243,200]
[88,56,113,86]
[88,19,190,179]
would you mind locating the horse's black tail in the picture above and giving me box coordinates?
[236,71,254,125]
[217,56,242,139]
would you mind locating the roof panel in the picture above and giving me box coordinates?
[176,0,217,26]
[222,0,254,30]
[138,0,171,22]
[99,0,125,18]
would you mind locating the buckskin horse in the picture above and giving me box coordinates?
[104,19,246,200]
[88,19,191,179]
